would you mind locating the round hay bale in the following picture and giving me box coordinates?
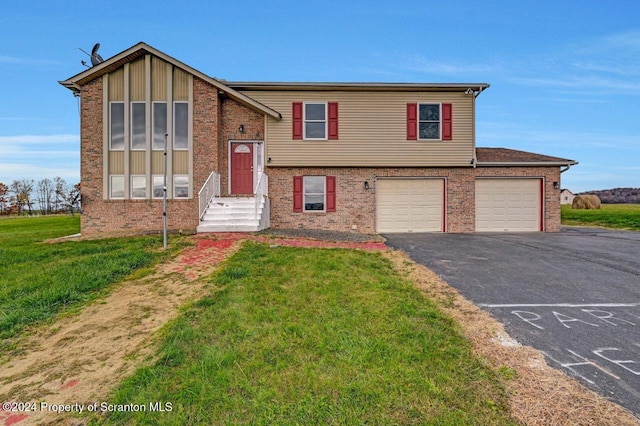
[572,194,601,209]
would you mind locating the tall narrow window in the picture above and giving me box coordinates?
[153,102,167,150]
[110,102,125,150]
[174,102,188,150]
[304,102,327,139]
[131,102,146,150]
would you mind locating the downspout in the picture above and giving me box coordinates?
[560,164,572,173]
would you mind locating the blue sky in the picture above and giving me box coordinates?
[1,0,639,193]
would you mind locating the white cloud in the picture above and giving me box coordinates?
[400,55,498,76]
[511,31,640,95]
[0,163,79,185]
[0,134,78,144]
[0,134,80,183]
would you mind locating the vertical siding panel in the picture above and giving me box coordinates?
[173,68,189,101]
[173,150,189,174]
[151,56,167,101]
[130,151,145,174]
[109,151,124,174]
[108,68,124,101]
[129,58,146,101]
[152,151,164,173]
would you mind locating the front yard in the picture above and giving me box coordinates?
[99,242,515,424]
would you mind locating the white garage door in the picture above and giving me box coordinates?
[476,179,541,232]
[376,179,444,233]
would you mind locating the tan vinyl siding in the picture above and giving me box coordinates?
[108,151,124,174]
[173,68,189,101]
[130,151,145,174]
[242,90,475,167]
[152,151,164,173]
[108,68,124,101]
[129,58,146,101]
[151,56,167,101]
[173,150,189,174]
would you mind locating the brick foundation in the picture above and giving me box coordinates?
[267,166,561,234]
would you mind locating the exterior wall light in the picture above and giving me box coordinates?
[364,181,370,190]
[238,124,245,133]
[553,181,560,189]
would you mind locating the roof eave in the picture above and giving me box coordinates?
[476,161,578,167]
[228,82,490,92]
[59,42,282,121]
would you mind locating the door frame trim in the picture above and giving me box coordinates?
[228,140,264,195]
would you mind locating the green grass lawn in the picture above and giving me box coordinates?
[561,204,640,231]
[96,242,517,425]
[0,216,175,344]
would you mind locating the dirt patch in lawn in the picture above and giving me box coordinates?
[386,250,640,426]
[0,234,386,425]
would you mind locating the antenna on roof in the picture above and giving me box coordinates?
[78,43,104,68]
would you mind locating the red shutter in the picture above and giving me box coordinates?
[293,176,303,212]
[326,176,336,212]
[442,103,452,140]
[292,102,303,140]
[328,102,338,140]
[407,103,417,140]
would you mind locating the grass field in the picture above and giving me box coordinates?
[96,242,516,425]
[0,216,177,343]
[561,204,640,231]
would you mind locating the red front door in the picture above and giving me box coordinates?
[231,143,254,194]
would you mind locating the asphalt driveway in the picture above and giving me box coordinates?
[384,227,640,417]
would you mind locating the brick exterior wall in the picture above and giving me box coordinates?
[79,77,224,235]
[218,98,265,195]
[266,166,562,234]
[77,71,560,236]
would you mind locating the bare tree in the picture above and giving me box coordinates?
[10,179,35,215]
[37,178,54,214]
[0,182,8,214]
[53,176,67,213]
[66,182,81,215]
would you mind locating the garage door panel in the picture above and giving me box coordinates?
[377,179,444,233]
[476,179,541,232]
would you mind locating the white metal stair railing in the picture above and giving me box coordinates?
[198,171,221,220]
[254,172,268,225]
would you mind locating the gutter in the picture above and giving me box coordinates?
[476,161,578,167]
[560,164,574,173]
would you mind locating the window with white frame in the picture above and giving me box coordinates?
[110,102,125,150]
[152,102,167,150]
[152,175,164,199]
[173,175,189,199]
[131,102,146,150]
[130,175,146,199]
[304,176,325,211]
[304,102,327,139]
[418,103,441,140]
[174,102,189,150]
[110,175,125,199]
